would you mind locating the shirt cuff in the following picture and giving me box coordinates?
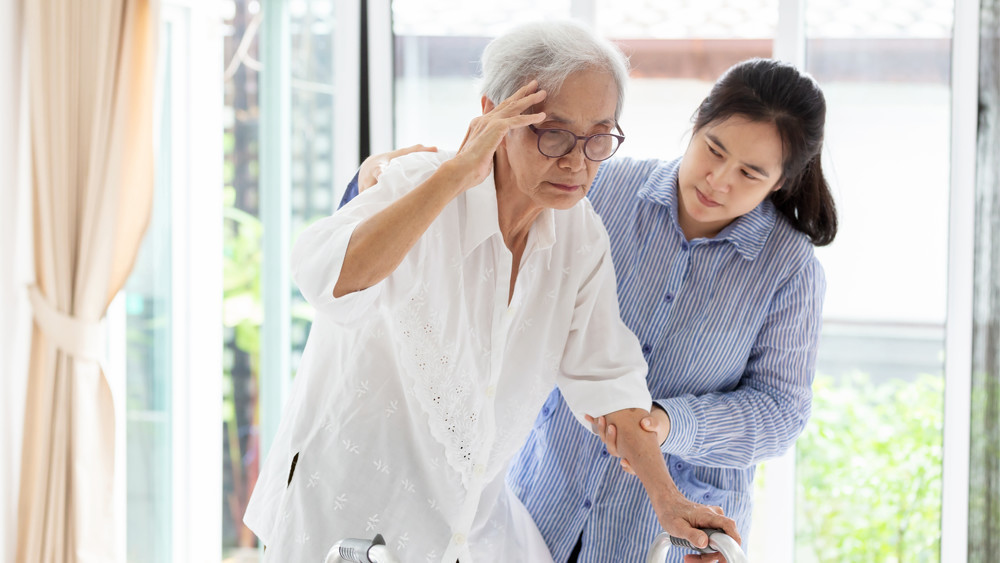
[656,396,698,455]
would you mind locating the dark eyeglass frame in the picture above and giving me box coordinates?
[527,123,626,162]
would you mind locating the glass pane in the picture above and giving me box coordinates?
[222,0,263,555]
[393,1,572,149]
[124,17,174,563]
[222,0,342,558]
[289,0,337,371]
[795,0,952,560]
[595,0,778,166]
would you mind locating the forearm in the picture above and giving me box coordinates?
[334,161,469,297]
[605,408,679,502]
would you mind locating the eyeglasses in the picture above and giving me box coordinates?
[527,123,625,162]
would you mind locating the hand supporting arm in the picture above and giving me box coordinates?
[595,408,742,550]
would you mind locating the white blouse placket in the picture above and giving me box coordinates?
[442,235,525,563]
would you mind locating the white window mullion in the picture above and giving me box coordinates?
[333,0,362,201]
[941,0,979,559]
[259,0,292,463]
[367,0,395,158]
[773,0,805,67]
[163,2,224,561]
[570,0,597,28]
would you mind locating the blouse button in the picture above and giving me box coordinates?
[474,464,486,477]
[486,385,496,398]
[453,533,467,545]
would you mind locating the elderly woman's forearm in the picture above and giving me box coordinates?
[333,162,470,297]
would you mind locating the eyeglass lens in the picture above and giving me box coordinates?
[538,129,620,161]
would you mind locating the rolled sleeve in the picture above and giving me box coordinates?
[556,244,652,426]
[291,155,441,323]
[291,215,381,322]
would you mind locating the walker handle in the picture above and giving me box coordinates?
[324,533,399,563]
[645,529,748,563]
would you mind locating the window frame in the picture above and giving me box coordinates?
[110,1,224,560]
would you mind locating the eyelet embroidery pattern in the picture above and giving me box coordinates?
[399,290,484,485]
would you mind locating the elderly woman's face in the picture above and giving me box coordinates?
[501,69,618,210]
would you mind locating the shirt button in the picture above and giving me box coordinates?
[486,385,496,398]
[664,293,674,303]
[542,407,551,416]
[675,462,683,470]
[703,493,712,500]
[681,242,690,251]
[453,533,466,545]
[601,449,609,457]
[583,500,592,509]
[641,344,652,355]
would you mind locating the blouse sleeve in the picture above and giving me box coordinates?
[291,154,440,324]
[555,239,653,427]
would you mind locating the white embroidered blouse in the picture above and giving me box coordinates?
[244,151,652,562]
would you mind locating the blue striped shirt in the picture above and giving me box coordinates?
[505,156,826,562]
[339,156,825,560]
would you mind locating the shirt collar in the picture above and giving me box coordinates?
[461,170,557,264]
[636,157,776,261]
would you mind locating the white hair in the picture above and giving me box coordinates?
[479,20,630,120]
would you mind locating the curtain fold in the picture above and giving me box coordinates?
[15,1,157,561]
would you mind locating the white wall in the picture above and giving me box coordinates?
[0,1,29,562]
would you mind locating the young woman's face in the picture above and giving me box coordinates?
[676,115,785,240]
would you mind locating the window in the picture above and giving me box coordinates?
[119,1,223,560]
[793,0,952,560]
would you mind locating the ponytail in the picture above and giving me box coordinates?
[771,156,838,246]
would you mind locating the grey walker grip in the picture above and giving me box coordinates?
[670,528,725,554]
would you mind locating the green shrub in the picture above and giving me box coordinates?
[795,372,943,562]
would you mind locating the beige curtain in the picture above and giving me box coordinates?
[16,1,157,561]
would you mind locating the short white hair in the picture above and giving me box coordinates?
[479,20,630,120]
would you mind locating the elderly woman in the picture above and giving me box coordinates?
[244,21,736,562]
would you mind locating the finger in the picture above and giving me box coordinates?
[392,144,437,158]
[606,424,618,455]
[710,505,724,516]
[492,84,547,117]
[715,516,741,545]
[684,555,720,563]
[682,527,711,550]
[640,416,656,431]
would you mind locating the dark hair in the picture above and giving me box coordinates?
[692,58,838,246]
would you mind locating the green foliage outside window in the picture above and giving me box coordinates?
[796,372,943,562]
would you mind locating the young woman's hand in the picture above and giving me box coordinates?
[358,144,438,192]
[586,406,670,474]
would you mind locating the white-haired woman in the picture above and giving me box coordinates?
[244,21,737,562]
